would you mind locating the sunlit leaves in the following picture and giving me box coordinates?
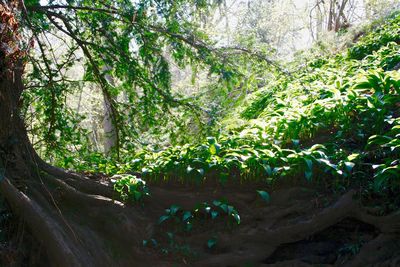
[28,7,400,205]
[112,174,149,202]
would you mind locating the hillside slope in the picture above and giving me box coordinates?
[129,12,400,201]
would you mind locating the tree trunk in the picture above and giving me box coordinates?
[326,0,349,32]
[0,65,150,266]
[0,5,147,266]
[334,0,349,32]
[102,71,117,156]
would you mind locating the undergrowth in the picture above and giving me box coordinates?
[58,13,400,211]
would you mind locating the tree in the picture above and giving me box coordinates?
[0,0,237,265]
[102,65,118,156]
[308,0,399,40]
[309,0,353,40]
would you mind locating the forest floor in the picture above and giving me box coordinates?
[1,174,400,267]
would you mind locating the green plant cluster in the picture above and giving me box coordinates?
[112,174,149,203]
[366,116,400,191]
[157,201,240,227]
[348,12,400,60]
[143,200,241,256]
[129,14,400,192]
[129,68,399,189]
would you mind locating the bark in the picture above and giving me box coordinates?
[327,0,334,31]
[102,69,117,156]
[334,0,349,32]
[326,0,349,32]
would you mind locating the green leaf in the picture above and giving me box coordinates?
[207,137,216,144]
[182,211,192,222]
[169,205,180,215]
[372,164,383,169]
[207,238,217,249]
[344,162,355,172]
[158,215,170,224]
[257,190,270,203]
[211,211,219,219]
[133,190,142,201]
[347,153,360,161]
[304,158,313,170]
[197,168,205,176]
[210,144,217,155]
[209,143,220,155]
[186,166,194,173]
[354,81,373,89]
[367,135,392,146]
[212,200,222,207]
[220,204,229,213]
[232,213,241,224]
[305,170,313,181]
[262,164,272,176]
[317,158,337,169]
[310,144,326,151]
[227,205,234,214]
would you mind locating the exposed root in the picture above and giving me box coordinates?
[2,168,399,267]
[0,178,83,267]
[36,156,115,199]
[344,234,400,267]
[195,190,400,267]
[41,173,123,207]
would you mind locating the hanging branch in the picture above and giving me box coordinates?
[46,11,122,158]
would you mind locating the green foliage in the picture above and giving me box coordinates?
[348,11,400,60]
[212,200,241,225]
[112,175,149,203]
[257,190,270,203]
[339,241,363,256]
[241,89,274,119]
[144,199,240,257]
[366,117,400,191]
[156,200,241,229]
[158,204,182,224]
[117,13,400,199]
[207,237,217,249]
[32,9,400,210]
[23,0,246,161]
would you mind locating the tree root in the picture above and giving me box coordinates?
[344,233,400,267]
[0,178,84,267]
[41,173,123,207]
[2,165,399,267]
[196,190,400,267]
[36,156,115,199]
